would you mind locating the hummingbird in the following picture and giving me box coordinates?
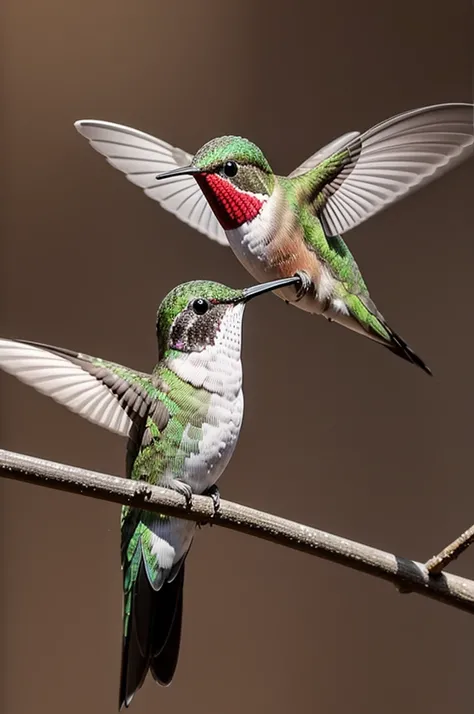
[75,103,474,374]
[0,275,299,709]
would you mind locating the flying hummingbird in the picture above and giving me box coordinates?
[75,103,474,374]
[0,276,299,709]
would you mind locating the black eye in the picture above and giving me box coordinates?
[223,160,238,178]
[191,298,210,315]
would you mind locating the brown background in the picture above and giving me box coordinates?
[2,1,473,713]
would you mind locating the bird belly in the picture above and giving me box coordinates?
[226,200,338,316]
[144,362,244,571]
[179,388,244,493]
[146,388,243,573]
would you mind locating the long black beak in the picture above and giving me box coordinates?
[241,276,301,302]
[155,165,202,180]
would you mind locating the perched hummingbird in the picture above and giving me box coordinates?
[0,276,299,709]
[76,103,474,374]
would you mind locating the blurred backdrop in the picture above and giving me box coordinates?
[1,1,473,713]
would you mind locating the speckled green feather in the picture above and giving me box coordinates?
[92,358,161,397]
[118,362,212,635]
[276,169,391,341]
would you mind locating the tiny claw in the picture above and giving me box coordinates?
[204,484,221,517]
[136,482,153,499]
[169,478,193,508]
[294,270,313,302]
[196,485,221,528]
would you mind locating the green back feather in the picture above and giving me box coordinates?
[119,360,214,636]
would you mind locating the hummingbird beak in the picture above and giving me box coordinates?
[241,276,302,302]
[155,165,203,181]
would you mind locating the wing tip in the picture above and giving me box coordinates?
[74,118,132,136]
[74,119,95,135]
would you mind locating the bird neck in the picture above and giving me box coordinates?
[157,305,245,399]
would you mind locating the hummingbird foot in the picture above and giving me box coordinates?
[196,485,221,528]
[204,484,221,516]
[293,270,313,302]
[168,478,193,508]
[135,482,153,500]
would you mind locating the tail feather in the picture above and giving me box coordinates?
[119,561,185,709]
[340,293,432,375]
[119,561,152,710]
[382,326,432,376]
[370,311,432,375]
[342,293,432,375]
[150,571,184,686]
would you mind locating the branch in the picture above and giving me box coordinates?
[425,524,474,574]
[1,448,473,614]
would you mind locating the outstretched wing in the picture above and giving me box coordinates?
[0,338,158,436]
[297,103,474,236]
[74,120,228,246]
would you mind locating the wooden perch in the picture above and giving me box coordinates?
[1,448,473,614]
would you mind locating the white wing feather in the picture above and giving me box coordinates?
[291,104,474,236]
[74,120,228,246]
[0,340,133,436]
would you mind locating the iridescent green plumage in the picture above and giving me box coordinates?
[141,103,472,374]
[0,275,302,709]
[193,135,272,173]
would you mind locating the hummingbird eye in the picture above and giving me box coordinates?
[223,160,238,178]
[191,298,210,315]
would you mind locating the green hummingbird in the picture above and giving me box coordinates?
[75,103,474,374]
[0,276,299,709]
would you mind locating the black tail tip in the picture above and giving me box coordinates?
[417,359,433,377]
[118,686,134,710]
[387,331,432,376]
[403,345,432,376]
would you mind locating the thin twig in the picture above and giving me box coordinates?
[1,448,474,614]
[425,524,474,574]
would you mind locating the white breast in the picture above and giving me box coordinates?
[166,304,245,493]
[226,191,280,282]
[181,389,244,492]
